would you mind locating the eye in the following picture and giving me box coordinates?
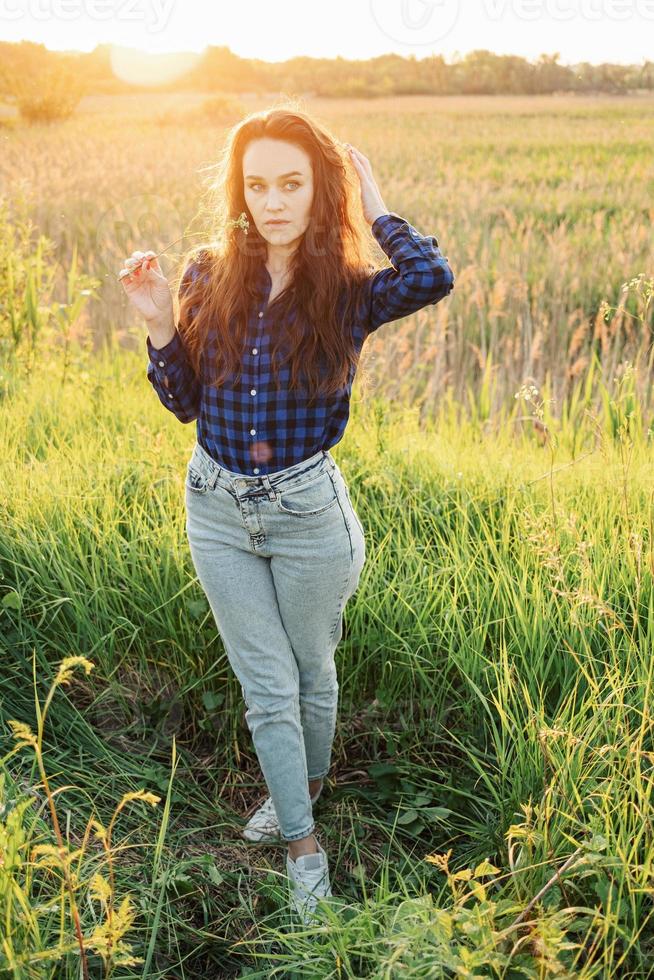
[247,181,301,191]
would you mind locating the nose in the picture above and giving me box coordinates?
[265,190,284,211]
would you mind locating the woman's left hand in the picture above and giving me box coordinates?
[344,143,390,226]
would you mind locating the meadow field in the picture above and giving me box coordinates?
[1,93,654,977]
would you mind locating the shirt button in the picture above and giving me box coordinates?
[158,360,165,367]
[252,348,258,354]
[167,393,173,399]
[258,311,263,318]
[250,388,256,396]
[253,468,260,475]
[250,428,256,435]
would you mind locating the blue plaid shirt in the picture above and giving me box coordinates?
[146,211,454,475]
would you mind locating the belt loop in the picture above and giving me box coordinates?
[262,474,276,501]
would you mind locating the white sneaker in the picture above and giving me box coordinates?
[242,785,323,843]
[286,837,332,924]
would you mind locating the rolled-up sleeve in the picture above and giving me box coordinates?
[365,212,455,335]
[146,260,203,424]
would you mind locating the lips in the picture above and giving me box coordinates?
[266,220,289,225]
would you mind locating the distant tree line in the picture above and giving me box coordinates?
[0,40,652,113]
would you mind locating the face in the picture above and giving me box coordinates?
[242,137,314,254]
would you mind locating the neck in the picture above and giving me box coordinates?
[266,241,296,278]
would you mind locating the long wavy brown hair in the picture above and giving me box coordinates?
[174,102,383,405]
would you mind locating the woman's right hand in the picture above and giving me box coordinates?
[119,250,174,324]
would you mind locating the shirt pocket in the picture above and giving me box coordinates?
[275,470,339,517]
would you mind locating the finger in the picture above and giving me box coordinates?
[144,253,165,275]
[350,146,371,170]
[131,257,151,276]
[348,148,369,174]
[122,263,143,280]
[356,153,372,175]
[350,157,366,180]
[131,250,160,275]
[126,251,147,271]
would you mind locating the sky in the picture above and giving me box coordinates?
[0,0,650,67]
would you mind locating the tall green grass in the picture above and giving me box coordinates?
[2,346,654,975]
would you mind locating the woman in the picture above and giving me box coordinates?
[119,106,454,924]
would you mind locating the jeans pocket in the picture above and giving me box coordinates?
[186,461,209,495]
[275,470,339,517]
[332,468,365,537]
[343,483,365,537]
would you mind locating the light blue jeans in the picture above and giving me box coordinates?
[184,441,366,842]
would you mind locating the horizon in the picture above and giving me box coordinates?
[1,0,651,68]
[3,38,650,71]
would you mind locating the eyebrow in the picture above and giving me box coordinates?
[245,170,303,180]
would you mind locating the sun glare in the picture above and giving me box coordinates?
[109,45,204,87]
